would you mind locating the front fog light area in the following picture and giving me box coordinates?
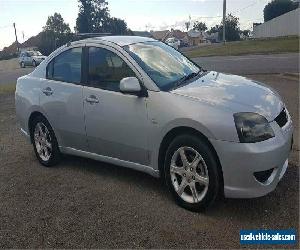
[254,168,275,184]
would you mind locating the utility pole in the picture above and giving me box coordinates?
[222,0,226,44]
[13,22,19,52]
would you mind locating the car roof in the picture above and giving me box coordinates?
[83,36,157,47]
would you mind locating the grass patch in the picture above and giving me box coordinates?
[184,36,299,58]
[0,84,15,94]
[0,58,19,71]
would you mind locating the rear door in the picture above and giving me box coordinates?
[82,46,150,165]
[39,47,87,151]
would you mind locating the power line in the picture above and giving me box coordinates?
[191,15,222,20]
[0,24,11,29]
[232,0,264,14]
[233,2,257,14]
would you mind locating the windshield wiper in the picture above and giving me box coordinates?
[174,70,201,89]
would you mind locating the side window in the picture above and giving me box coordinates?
[47,47,82,84]
[88,47,136,92]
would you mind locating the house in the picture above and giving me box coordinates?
[20,46,38,52]
[166,29,187,41]
[132,31,153,38]
[206,32,220,43]
[187,30,208,46]
[253,8,300,38]
[150,29,187,42]
[150,30,169,41]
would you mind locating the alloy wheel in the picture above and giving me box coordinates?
[34,122,52,162]
[170,146,209,204]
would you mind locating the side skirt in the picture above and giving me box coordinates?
[59,146,160,178]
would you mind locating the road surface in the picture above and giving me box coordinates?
[0,53,298,86]
[192,53,299,75]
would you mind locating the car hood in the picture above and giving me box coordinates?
[171,71,284,121]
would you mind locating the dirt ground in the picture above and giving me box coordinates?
[0,74,299,249]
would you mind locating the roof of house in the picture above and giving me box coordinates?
[132,31,153,38]
[150,30,169,40]
[169,29,187,39]
[151,29,187,41]
[187,30,208,39]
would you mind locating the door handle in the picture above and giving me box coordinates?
[42,87,53,96]
[85,95,99,104]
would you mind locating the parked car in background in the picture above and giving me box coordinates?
[15,36,293,211]
[179,40,189,48]
[165,37,180,50]
[19,50,47,68]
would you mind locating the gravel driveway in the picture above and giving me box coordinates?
[0,74,299,249]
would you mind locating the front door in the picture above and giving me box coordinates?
[24,52,31,66]
[83,46,150,165]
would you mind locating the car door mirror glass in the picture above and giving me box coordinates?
[120,77,141,94]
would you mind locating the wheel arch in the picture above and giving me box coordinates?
[158,126,224,195]
[28,111,48,143]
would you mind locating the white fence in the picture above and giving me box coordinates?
[253,8,300,38]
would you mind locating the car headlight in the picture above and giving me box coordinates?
[233,112,275,143]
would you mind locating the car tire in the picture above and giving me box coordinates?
[30,115,61,167]
[20,62,25,68]
[164,134,220,212]
[32,60,36,67]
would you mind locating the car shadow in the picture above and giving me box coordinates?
[59,154,172,201]
[57,154,299,220]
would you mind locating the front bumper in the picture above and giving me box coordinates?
[211,118,293,198]
[33,58,45,65]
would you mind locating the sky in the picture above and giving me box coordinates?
[0,0,272,50]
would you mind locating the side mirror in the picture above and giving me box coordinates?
[120,77,147,96]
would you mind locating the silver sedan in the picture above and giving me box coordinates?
[15,36,293,211]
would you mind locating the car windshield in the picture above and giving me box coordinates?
[124,41,200,91]
[28,51,42,56]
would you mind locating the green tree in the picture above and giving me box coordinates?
[193,21,207,32]
[76,0,109,33]
[221,14,240,41]
[43,12,71,34]
[264,0,298,22]
[41,13,73,55]
[207,14,240,41]
[75,0,130,35]
[105,17,131,35]
[241,29,250,38]
[207,25,220,35]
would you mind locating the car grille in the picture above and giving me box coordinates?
[275,108,288,128]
